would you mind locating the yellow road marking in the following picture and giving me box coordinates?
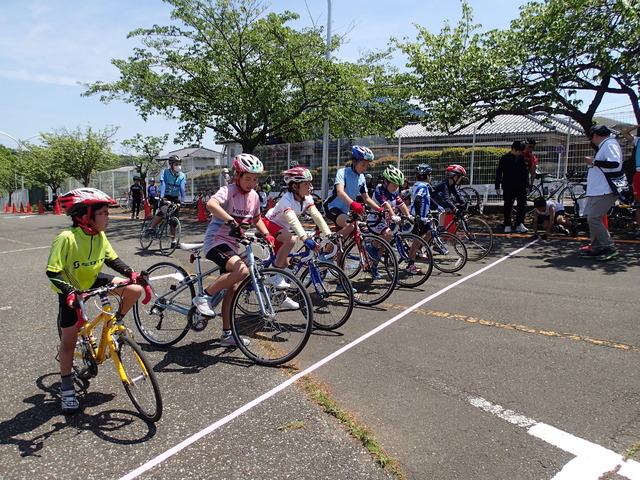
[381,303,640,353]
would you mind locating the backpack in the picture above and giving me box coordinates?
[622,143,637,183]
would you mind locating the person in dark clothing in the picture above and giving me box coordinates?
[495,141,530,233]
[129,176,144,219]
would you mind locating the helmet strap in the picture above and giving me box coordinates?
[75,206,99,235]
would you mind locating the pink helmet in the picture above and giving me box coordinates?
[233,153,264,174]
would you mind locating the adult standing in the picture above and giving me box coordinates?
[495,140,530,233]
[620,124,640,240]
[523,138,539,187]
[219,168,231,188]
[581,124,622,261]
[129,175,144,219]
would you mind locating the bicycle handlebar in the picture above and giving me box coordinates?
[72,272,152,327]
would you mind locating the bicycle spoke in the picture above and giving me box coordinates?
[300,261,354,330]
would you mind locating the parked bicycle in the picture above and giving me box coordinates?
[438,203,494,261]
[525,169,587,213]
[65,275,162,422]
[263,236,355,331]
[139,200,181,256]
[132,235,313,366]
[117,191,132,213]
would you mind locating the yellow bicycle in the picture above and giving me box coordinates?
[69,276,162,422]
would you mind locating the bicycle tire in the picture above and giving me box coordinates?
[231,267,313,366]
[72,335,98,381]
[339,234,398,306]
[113,335,163,422]
[132,262,193,347]
[159,216,180,256]
[139,215,155,250]
[429,232,468,273]
[395,233,433,288]
[459,187,483,213]
[453,216,494,261]
[299,261,354,331]
[118,196,131,212]
[512,185,543,215]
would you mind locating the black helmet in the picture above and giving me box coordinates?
[588,124,611,139]
[133,175,141,181]
[168,155,181,164]
[415,164,432,176]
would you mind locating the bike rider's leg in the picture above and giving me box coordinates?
[112,278,144,318]
[274,229,295,269]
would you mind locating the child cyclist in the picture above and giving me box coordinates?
[191,154,291,347]
[432,164,467,226]
[46,188,145,413]
[411,163,445,241]
[366,165,423,275]
[263,166,332,284]
[532,197,574,239]
[323,145,381,241]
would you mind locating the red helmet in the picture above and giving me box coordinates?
[445,164,467,177]
[283,166,313,184]
[58,188,116,216]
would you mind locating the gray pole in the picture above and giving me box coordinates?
[320,0,332,199]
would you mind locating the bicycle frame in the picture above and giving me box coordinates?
[76,295,132,381]
[148,239,276,320]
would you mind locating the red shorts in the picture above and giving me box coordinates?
[262,217,286,253]
[633,171,640,198]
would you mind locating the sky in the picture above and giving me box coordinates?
[0,0,632,155]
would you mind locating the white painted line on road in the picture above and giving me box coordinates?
[118,240,539,480]
[469,396,640,479]
[0,246,48,255]
[0,306,11,311]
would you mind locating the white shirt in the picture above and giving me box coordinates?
[586,137,622,196]
[265,191,315,229]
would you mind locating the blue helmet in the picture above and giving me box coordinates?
[351,145,374,163]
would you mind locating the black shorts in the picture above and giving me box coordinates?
[324,206,347,225]
[205,244,238,274]
[57,274,114,329]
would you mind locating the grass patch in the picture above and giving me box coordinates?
[293,373,405,479]
[278,421,306,432]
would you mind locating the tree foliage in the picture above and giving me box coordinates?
[42,126,120,187]
[21,144,68,195]
[83,0,412,153]
[0,145,20,199]
[120,133,169,185]
[397,0,640,134]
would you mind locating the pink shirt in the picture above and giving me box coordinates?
[203,183,261,255]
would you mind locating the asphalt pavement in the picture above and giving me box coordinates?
[1,211,639,480]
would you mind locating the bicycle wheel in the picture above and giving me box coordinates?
[231,268,313,366]
[113,335,162,422]
[459,187,483,214]
[453,216,494,261]
[299,261,354,331]
[139,215,155,250]
[395,233,433,288]
[429,232,468,273]
[118,196,131,212]
[73,335,98,381]
[159,217,180,256]
[132,262,193,347]
[340,234,398,306]
[516,185,543,215]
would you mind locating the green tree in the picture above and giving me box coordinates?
[0,145,20,202]
[42,126,120,187]
[397,0,640,134]
[21,144,68,197]
[83,0,411,153]
[120,133,169,185]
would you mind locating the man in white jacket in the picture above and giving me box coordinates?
[581,124,622,261]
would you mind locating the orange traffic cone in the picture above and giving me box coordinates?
[197,197,208,222]
[602,215,608,229]
[54,199,62,215]
[12,203,17,213]
[26,201,33,213]
[38,200,45,214]
[19,203,25,213]
[143,198,151,217]
[4,203,9,213]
